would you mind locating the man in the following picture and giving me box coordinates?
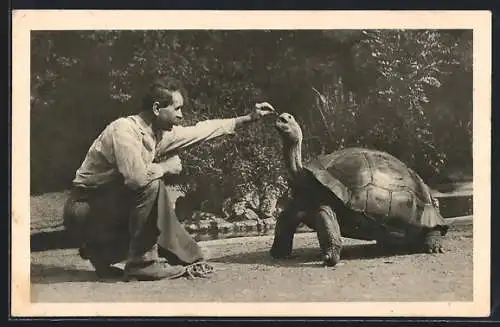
[63,77,276,281]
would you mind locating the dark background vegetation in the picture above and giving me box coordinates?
[30,29,473,201]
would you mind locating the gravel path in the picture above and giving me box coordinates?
[30,223,473,303]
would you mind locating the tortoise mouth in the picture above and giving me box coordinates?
[275,116,291,131]
[275,120,286,132]
[275,113,303,142]
[275,124,291,136]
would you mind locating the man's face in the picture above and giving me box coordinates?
[153,90,184,130]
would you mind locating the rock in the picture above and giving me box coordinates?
[192,211,218,223]
[261,217,276,231]
[208,216,227,224]
[258,181,287,218]
[243,219,259,232]
[242,208,260,221]
[185,223,198,233]
[217,222,233,234]
[197,220,212,234]
[244,190,260,211]
[233,221,245,234]
[226,201,260,222]
[231,201,247,217]
[260,196,278,218]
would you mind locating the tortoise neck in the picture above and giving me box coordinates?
[283,139,303,180]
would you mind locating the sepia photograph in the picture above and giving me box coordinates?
[11,10,491,317]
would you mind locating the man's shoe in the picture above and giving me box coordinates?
[79,243,124,279]
[123,260,187,281]
[78,244,91,260]
[91,260,125,279]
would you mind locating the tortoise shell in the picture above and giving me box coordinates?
[304,147,448,233]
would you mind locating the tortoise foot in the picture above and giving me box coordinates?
[315,205,343,267]
[322,247,341,267]
[422,230,445,254]
[423,237,445,253]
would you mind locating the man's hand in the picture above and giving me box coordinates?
[159,154,183,175]
[251,102,277,120]
[234,102,277,129]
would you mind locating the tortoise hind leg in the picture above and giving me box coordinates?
[380,229,446,254]
[420,229,445,253]
[315,205,343,267]
[376,229,445,255]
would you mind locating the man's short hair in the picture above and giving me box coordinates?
[141,77,186,111]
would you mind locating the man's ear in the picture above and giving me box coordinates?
[152,101,160,116]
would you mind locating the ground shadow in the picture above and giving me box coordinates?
[31,230,79,252]
[31,244,411,284]
[30,263,122,284]
[210,243,415,267]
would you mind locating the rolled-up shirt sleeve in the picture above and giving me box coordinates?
[110,119,165,190]
[155,118,237,157]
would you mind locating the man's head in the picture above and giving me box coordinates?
[142,78,186,130]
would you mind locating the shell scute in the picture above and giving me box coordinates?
[304,148,447,231]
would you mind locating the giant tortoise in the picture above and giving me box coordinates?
[270,113,449,267]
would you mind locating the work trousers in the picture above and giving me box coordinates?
[63,178,204,266]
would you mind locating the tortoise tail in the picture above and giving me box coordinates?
[419,204,449,236]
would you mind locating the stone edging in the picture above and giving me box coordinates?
[197,215,473,246]
[183,214,473,242]
[30,214,473,244]
[184,218,314,242]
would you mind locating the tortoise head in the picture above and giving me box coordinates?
[275,113,303,143]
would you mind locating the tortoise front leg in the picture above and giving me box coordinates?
[315,205,343,267]
[270,206,302,260]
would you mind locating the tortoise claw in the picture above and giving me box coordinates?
[322,249,341,267]
[424,241,445,254]
[422,231,446,254]
[436,246,445,253]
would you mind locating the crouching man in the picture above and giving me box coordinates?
[63,77,275,281]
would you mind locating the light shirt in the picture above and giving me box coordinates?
[73,114,237,190]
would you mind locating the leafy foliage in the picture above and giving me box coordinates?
[30,30,472,199]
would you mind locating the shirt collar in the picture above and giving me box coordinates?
[130,113,154,137]
[130,113,167,142]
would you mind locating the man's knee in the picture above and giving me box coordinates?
[63,195,91,234]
